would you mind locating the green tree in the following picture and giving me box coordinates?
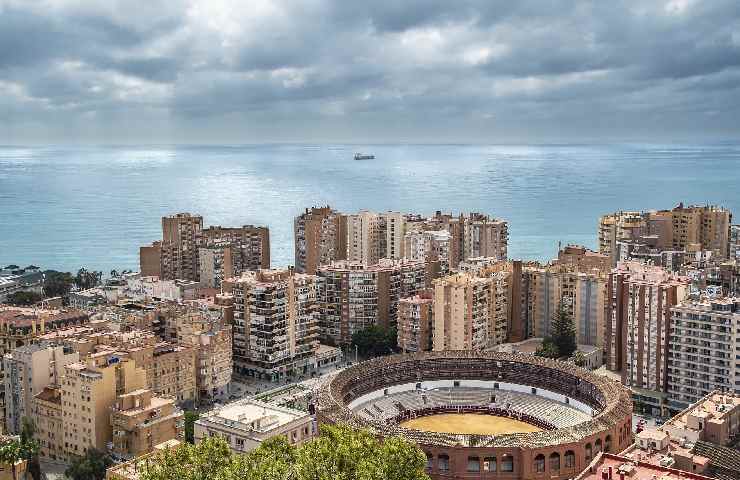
[351,325,397,357]
[20,417,41,480]
[535,337,560,359]
[572,350,587,368]
[64,448,113,480]
[183,411,199,444]
[551,302,577,359]
[42,270,75,298]
[141,424,429,480]
[5,291,43,306]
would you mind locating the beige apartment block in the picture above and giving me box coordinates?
[174,310,232,401]
[194,399,314,454]
[599,204,732,264]
[425,212,508,269]
[403,229,451,285]
[604,262,689,405]
[202,224,270,271]
[0,307,88,433]
[34,386,63,461]
[318,259,426,345]
[3,343,78,435]
[398,292,434,353]
[294,206,347,274]
[229,269,319,380]
[198,241,234,288]
[432,272,506,351]
[159,213,204,282]
[58,357,145,461]
[110,389,183,460]
[667,297,740,411]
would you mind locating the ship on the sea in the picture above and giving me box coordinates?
[354,153,375,160]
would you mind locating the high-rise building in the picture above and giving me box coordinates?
[160,213,203,281]
[294,206,347,274]
[397,292,434,353]
[3,343,78,434]
[198,241,234,288]
[202,225,270,271]
[599,204,732,265]
[229,270,320,381]
[667,297,740,411]
[403,229,451,286]
[317,259,426,345]
[432,272,508,351]
[427,212,508,269]
[730,225,740,261]
[604,262,689,412]
[141,214,269,282]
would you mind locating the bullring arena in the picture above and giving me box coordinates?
[317,351,633,480]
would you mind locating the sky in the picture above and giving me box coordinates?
[1,0,739,144]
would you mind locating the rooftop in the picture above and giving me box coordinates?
[198,399,307,434]
[575,452,713,480]
[666,392,740,432]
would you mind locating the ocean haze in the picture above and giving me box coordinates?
[1,143,739,274]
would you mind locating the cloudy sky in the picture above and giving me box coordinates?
[1,0,739,143]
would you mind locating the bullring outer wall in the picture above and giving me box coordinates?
[317,350,633,480]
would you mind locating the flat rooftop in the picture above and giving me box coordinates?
[199,399,307,433]
[667,392,740,431]
[575,453,713,480]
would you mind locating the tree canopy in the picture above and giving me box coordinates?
[141,424,429,480]
[64,448,113,480]
[42,270,76,298]
[5,291,43,306]
[351,325,397,357]
[551,302,577,359]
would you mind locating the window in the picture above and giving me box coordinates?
[438,454,449,471]
[467,456,480,472]
[565,450,576,468]
[483,457,496,472]
[605,435,612,453]
[425,453,433,470]
[585,443,592,461]
[550,453,560,472]
[502,454,514,472]
[534,454,545,473]
[595,438,602,453]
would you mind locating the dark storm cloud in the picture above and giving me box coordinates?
[1,0,739,142]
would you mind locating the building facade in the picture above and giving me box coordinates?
[397,292,434,353]
[667,297,740,411]
[229,270,320,380]
[317,259,426,345]
[294,206,347,274]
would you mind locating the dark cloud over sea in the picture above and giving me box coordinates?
[1,0,739,143]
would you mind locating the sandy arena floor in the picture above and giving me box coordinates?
[400,413,542,435]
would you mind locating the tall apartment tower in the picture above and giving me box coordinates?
[230,270,319,381]
[345,211,407,266]
[403,229,451,286]
[397,292,434,353]
[432,272,508,351]
[428,212,508,269]
[730,225,740,261]
[294,206,347,274]
[317,260,425,345]
[599,204,732,264]
[667,297,740,412]
[604,262,689,395]
[202,225,270,271]
[160,213,203,281]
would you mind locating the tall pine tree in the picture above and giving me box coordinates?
[551,302,577,359]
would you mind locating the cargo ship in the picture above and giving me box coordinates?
[354,153,375,160]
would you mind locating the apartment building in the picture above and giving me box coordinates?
[403,229,451,286]
[604,262,689,407]
[667,297,740,411]
[425,212,508,269]
[599,204,732,265]
[730,225,740,261]
[159,213,204,281]
[174,310,232,402]
[345,211,407,265]
[202,225,270,272]
[110,389,183,460]
[317,259,426,345]
[397,292,434,353]
[3,343,78,434]
[294,206,347,274]
[199,241,234,288]
[229,270,319,381]
[194,399,314,454]
[140,214,269,282]
[432,272,508,351]
[0,307,88,433]
[523,265,608,348]
[51,357,146,461]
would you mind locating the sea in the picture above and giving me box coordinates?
[1,143,739,275]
